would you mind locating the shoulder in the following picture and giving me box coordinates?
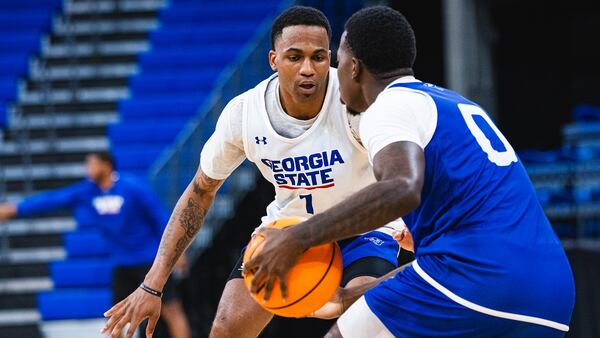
[374,85,434,114]
[222,93,245,119]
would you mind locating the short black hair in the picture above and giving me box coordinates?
[344,6,416,75]
[89,151,116,169]
[271,6,331,49]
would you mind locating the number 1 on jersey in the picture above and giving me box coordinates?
[299,194,314,214]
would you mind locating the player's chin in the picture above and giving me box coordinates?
[296,85,319,98]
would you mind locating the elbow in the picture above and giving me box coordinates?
[382,178,421,215]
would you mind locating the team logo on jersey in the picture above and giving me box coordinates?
[363,236,384,246]
[261,149,345,190]
[255,136,268,144]
[93,195,124,215]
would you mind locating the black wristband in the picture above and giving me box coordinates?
[139,283,163,298]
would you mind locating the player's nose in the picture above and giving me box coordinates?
[299,58,315,77]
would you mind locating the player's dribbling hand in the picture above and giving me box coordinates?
[102,287,162,338]
[243,227,304,301]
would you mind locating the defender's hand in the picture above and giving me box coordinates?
[102,287,162,338]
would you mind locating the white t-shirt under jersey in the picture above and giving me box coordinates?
[360,76,437,163]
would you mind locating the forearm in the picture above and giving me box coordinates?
[291,178,420,248]
[144,172,221,289]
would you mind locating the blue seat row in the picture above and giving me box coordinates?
[160,4,278,23]
[572,104,600,122]
[0,31,43,53]
[0,0,61,9]
[128,71,219,94]
[63,230,110,258]
[110,0,283,174]
[118,95,207,119]
[0,1,61,127]
[149,26,256,46]
[109,120,188,144]
[138,47,240,69]
[50,258,113,288]
[38,288,112,320]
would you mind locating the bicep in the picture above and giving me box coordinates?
[192,169,224,196]
[372,141,425,192]
[199,96,246,180]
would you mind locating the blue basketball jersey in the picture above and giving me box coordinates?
[383,82,575,327]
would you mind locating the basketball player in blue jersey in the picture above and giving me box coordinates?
[102,6,410,338]
[245,6,575,337]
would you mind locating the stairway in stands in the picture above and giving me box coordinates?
[0,1,167,337]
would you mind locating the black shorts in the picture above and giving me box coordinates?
[227,247,396,287]
[112,264,180,304]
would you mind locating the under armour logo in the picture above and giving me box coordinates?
[255,136,267,144]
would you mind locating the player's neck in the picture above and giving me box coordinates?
[278,86,326,120]
[96,173,115,191]
[364,68,414,105]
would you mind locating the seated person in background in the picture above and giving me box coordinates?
[0,151,191,338]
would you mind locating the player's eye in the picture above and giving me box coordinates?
[288,55,300,62]
[313,54,325,62]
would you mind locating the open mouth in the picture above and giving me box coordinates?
[298,83,317,95]
[299,83,316,90]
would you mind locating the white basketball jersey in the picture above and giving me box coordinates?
[242,71,403,234]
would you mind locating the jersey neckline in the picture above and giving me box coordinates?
[257,70,334,144]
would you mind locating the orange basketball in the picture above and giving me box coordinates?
[243,216,343,318]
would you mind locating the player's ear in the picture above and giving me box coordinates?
[269,50,277,71]
[351,57,361,81]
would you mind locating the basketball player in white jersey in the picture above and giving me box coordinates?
[102,6,407,338]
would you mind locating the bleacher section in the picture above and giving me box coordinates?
[523,104,600,240]
[109,0,283,176]
[0,1,168,337]
[0,0,61,129]
[1,0,286,336]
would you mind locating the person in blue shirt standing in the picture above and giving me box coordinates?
[243,6,575,338]
[0,151,191,338]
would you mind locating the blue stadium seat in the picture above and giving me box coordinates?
[0,11,52,29]
[160,4,278,23]
[37,288,112,320]
[149,26,255,46]
[50,259,113,288]
[110,0,284,175]
[0,76,17,101]
[128,72,219,95]
[109,120,188,144]
[113,146,167,171]
[119,95,205,119]
[0,0,60,127]
[572,104,600,122]
[138,47,240,69]
[64,230,110,258]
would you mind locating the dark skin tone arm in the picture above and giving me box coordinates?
[243,141,424,300]
[102,169,223,338]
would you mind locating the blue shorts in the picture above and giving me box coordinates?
[364,263,566,337]
[229,230,400,283]
[338,230,400,269]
